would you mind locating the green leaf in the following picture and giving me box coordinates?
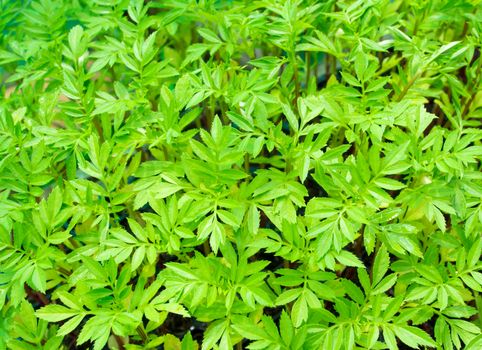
[247,203,260,235]
[467,238,482,268]
[202,319,227,350]
[36,305,77,322]
[372,273,397,295]
[279,310,293,346]
[291,295,308,327]
[182,332,197,350]
[372,244,389,285]
[31,266,47,293]
[281,103,299,131]
[131,245,146,271]
[374,177,406,190]
[276,288,302,305]
[336,250,364,268]
[198,27,222,43]
[382,326,398,350]
[393,325,436,348]
[153,182,183,199]
[57,314,85,336]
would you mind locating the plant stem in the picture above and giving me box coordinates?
[396,70,422,102]
[291,50,300,105]
[136,326,148,344]
[114,335,125,350]
[330,54,337,78]
[305,51,311,89]
[209,94,215,127]
[244,154,250,173]
[461,53,482,118]
[203,240,211,255]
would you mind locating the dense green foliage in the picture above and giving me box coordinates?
[1,0,482,349]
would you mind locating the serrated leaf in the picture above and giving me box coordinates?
[372,244,389,285]
[393,325,436,348]
[36,305,77,322]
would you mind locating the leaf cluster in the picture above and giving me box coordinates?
[1,0,481,349]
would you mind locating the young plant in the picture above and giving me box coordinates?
[0,0,481,349]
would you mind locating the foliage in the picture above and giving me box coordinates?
[1,0,482,349]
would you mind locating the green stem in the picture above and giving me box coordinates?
[162,145,169,161]
[461,54,482,118]
[305,51,311,89]
[291,51,300,104]
[330,54,337,78]
[396,70,422,102]
[208,94,215,127]
[221,99,228,124]
[203,240,211,255]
